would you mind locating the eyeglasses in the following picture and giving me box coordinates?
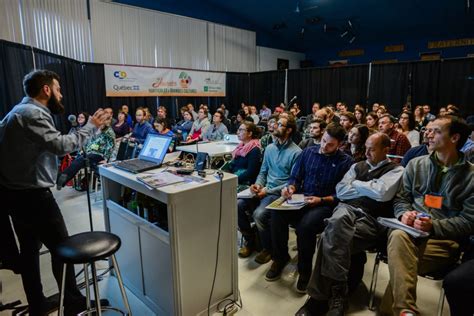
[277,122,287,128]
[237,128,248,133]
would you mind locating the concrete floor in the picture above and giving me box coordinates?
[0,187,450,315]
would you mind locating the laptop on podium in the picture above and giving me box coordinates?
[115,134,172,173]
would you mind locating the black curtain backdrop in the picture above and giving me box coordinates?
[1,39,473,132]
[287,65,369,114]
[249,70,285,108]
[0,41,34,118]
[369,63,411,114]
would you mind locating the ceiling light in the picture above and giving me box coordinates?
[340,31,348,38]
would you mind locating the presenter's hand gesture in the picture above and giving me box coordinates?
[90,108,108,128]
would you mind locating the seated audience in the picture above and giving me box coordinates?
[379,115,473,316]
[280,111,302,144]
[372,102,380,112]
[461,123,474,153]
[422,104,436,121]
[269,124,353,290]
[172,107,194,141]
[219,103,229,118]
[237,116,301,262]
[226,121,262,187]
[354,108,365,125]
[104,107,116,125]
[131,108,153,143]
[299,118,326,150]
[186,108,210,142]
[260,104,272,121]
[121,104,133,127]
[187,103,198,120]
[57,115,116,189]
[296,133,404,315]
[438,107,447,117]
[250,105,260,124]
[378,114,411,163]
[112,111,130,138]
[414,105,429,131]
[303,103,322,131]
[346,124,370,162]
[260,115,277,152]
[365,111,379,131]
[290,102,303,118]
[68,111,89,134]
[398,110,420,147]
[339,112,356,134]
[401,121,434,167]
[376,106,387,118]
[152,117,175,152]
[231,110,247,133]
[203,111,229,141]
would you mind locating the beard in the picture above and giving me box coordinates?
[47,93,65,115]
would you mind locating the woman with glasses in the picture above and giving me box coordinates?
[226,121,262,187]
[203,111,229,141]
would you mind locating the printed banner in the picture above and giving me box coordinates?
[104,64,226,97]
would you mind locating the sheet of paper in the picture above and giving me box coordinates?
[377,217,430,238]
[237,187,255,199]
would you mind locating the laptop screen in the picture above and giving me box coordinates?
[139,134,172,164]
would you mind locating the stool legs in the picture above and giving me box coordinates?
[59,263,67,316]
[90,262,102,316]
[83,264,91,311]
[111,254,132,315]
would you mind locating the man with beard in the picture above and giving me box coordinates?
[0,69,108,315]
[299,119,327,149]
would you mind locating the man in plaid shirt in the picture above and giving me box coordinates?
[379,114,411,163]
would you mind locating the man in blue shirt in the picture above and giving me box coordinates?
[296,133,404,316]
[267,124,354,289]
[237,116,302,264]
[131,107,153,143]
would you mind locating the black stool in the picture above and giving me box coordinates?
[56,231,132,316]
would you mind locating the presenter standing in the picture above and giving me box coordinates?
[0,69,108,315]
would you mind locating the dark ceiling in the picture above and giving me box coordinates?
[114,0,474,53]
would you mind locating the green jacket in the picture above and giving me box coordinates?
[394,152,474,240]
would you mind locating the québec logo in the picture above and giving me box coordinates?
[113,71,127,79]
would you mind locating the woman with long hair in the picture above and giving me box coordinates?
[365,112,379,131]
[347,124,370,162]
[414,105,428,131]
[354,108,366,125]
[398,110,420,147]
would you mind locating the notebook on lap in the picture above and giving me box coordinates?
[115,134,172,173]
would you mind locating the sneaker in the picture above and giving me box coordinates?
[294,297,329,316]
[254,249,272,264]
[296,275,309,294]
[327,285,347,316]
[56,173,68,190]
[238,244,255,258]
[265,259,289,281]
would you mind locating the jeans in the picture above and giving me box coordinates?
[271,205,333,278]
[237,194,279,251]
[2,187,83,315]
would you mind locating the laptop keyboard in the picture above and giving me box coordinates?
[117,159,157,170]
